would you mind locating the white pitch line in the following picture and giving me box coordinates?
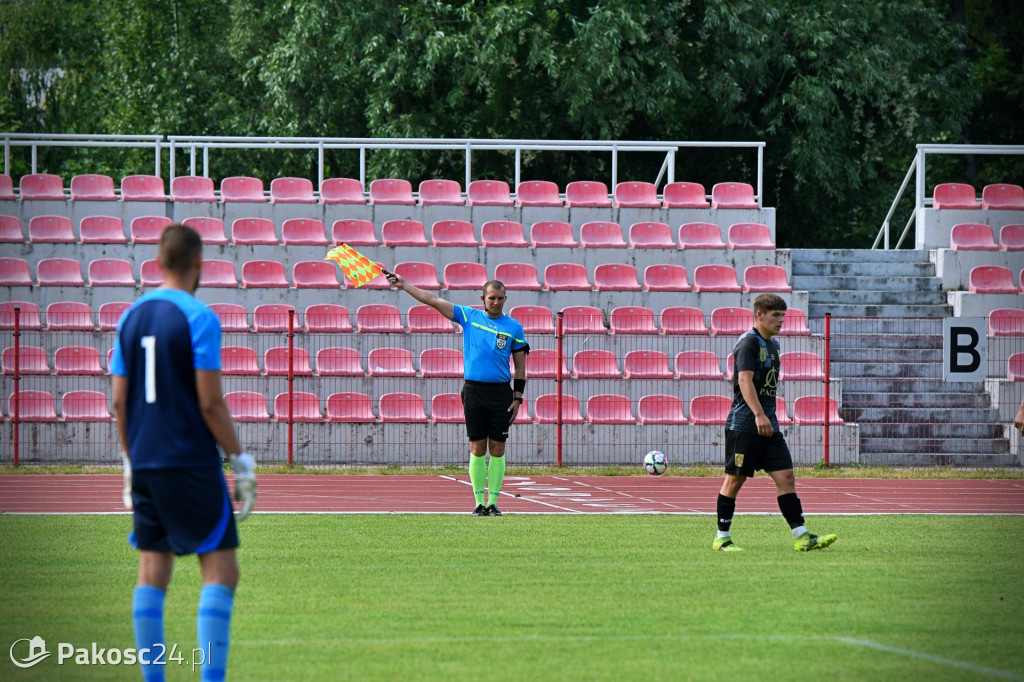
[834,637,1024,681]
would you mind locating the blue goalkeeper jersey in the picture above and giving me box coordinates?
[110,288,222,470]
[451,305,529,382]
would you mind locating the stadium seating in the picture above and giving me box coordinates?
[282,218,327,245]
[252,303,298,332]
[779,351,824,380]
[356,304,403,333]
[534,394,585,424]
[232,217,277,245]
[727,222,774,249]
[304,304,352,333]
[544,263,590,291]
[495,262,541,290]
[0,258,32,286]
[0,301,42,330]
[724,353,735,380]
[711,182,758,209]
[779,307,812,336]
[265,347,312,376]
[0,174,14,200]
[792,395,844,424]
[138,259,163,287]
[692,265,741,292]
[46,302,94,331]
[37,258,84,286]
[88,259,136,287]
[688,395,732,424]
[659,306,707,335]
[316,347,363,376]
[481,221,527,247]
[71,174,116,201]
[513,398,532,424]
[220,176,265,203]
[419,179,463,205]
[367,347,416,377]
[241,260,289,288]
[988,308,1024,336]
[419,348,464,377]
[431,220,477,247]
[662,181,710,208]
[467,180,513,206]
[637,394,688,424]
[370,178,415,205]
[586,394,634,424]
[444,262,487,290]
[743,265,792,293]
[332,219,378,246]
[407,304,455,333]
[624,351,673,379]
[678,222,726,249]
[221,346,261,376]
[561,306,606,334]
[80,216,126,244]
[525,349,568,378]
[292,261,340,289]
[129,216,174,244]
[594,264,641,291]
[325,393,376,422]
[509,305,555,334]
[1008,354,1024,381]
[999,225,1024,251]
[29,215,74,243]
[378,392,428,423]
[516,180,562,207]
[225,391,271,423]
[572,350,620,379]
[54,347,103,375]
[320,178,365,204]
[614,181,660,208]
[2,345,49,374]
[0,215,22,242]
[580,221,626,248]
[710,307,754,335]
[643,264,690,292]
[7,390,58,421]
[382,219,428,247]
[776,397,793,426]
[530,221,577,247]
[608,306,658,335]
[628,222,675,248]
[982,183,1024,210]
[565,181,611,208]
[273,392,323,422]
[19,174,65,201]
[120,175,166,201]
[199,259,238,288]
[674,350,723,380]
[394,261,440,290]
[182,217,228,245]
[270,177,315,203]
[932,182,978,209]
[171,176,216,202]
[98,302,132,331]
[950,223,998,251]
[968,266,1017,293]
[61,391,111,422]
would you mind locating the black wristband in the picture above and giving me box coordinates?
[512,397,523,403]
[513,378,526,394]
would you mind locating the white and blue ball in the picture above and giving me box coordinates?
[643,450,668,475]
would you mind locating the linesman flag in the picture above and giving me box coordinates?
[324,243,389,288]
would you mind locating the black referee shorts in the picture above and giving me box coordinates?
[460,380,514,442]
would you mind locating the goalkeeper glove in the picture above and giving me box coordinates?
[229,453,257,521]
[121,453,133,510]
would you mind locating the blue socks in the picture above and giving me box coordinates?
[132,585,166,682]
[197,584,235,682]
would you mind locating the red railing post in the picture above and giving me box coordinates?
[287,309,295,466]
[823,312,832,465]
[12,306,20,466]
[555,310,564,467]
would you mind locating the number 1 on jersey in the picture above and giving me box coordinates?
[141,336,156,403]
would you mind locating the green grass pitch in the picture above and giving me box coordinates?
[2,514,1023,681]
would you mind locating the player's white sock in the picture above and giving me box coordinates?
[716,530,731,539]
[792,525,808,538]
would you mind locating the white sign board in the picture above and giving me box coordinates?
[942,318,987,382]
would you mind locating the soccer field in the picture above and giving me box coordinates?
[2,514,1023,681]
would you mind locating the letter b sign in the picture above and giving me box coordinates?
[942,319,986,382]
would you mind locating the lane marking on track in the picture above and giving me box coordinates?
[439,475,583,513]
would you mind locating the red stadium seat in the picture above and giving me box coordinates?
[356,304,403,333]
[120,175,166,201]
[221,346,261,376]
[252,303,298,332]
[594,264,640,292]
[580,221,626,248]
[565,180,611,208]
[780,351,825,381]
[0,258,32,286]
[304,305,352,333]
[467,180,513,206]
[586,394,634,424]
[29,215,74,243]
[225,391,271,423]
[525,349,568,378]
[743,265,792,293]
[88,259,136,287]
[198,259,238,288]
[370,178,415,205]
[710,307,754,335]
[982,183,1024,210]
[444,262,487,290]
[624,351,673,379]
[510,305,555,334]
[182,217,228,245]
[419,348,464,377]
[988,308,1024,336]
[950,223,998,251]
[407,304,455,333]
[98,302,131,331]
[643,264,691,292]
[534,394,585,424]
[674,350,723,380]
[2,345,49,374]
[394,261,440,290]
[932,182,978,209]
[61,391,111,422]
[572,350,620,379]
[418,179,463,206]
[171,176,216,202]
[292,261,341,289]
[779,307,812,336]
[80,215,125,244]
[637,394,688,424]
[430,393,466,423]
[0,174,14,200]
[724,353,735,380]
[688,395,731,425]
[325,392,376,422]
[270,177,315,204]
[282,218,327,246]
[494,262,541,291]
[544,263,590,291]
[232,217,277,245]
[316,348,363,376]
[332,219,378,246]
[516,180,562,207]
[19,174,65,201]
[46,302,93,331]
[693,265,741,292]
[662,181,709,208]
[220,176,265,203]
[0,215,22,243]
[431,220,477,247]
[130,216,173,244]
[0,301,42,330]
[561,306,606,334]
[71,174,116,201]
[273,392,322,423]
[1008,354,1024,381]
[629,222,675,248]
[659,306,707,335]
[728,222,774,249]
[711,182,758,209]
[320,178,365,204]
[968,266,1016,293]
[241,260,289,288]
[678,222,725,249]
[614,181,659,208]
[379,392,428,423]
[367,347,415,377]
[381,219,428,247]
[37,258,84,286]
[776,397,793,426]
[793,395,844,424]
[608,306,658,335]
[265,347,312,376]
[530,221,577,247]
[8,390,58,421]
[480,221,527,247]
[1000,225,1024,251]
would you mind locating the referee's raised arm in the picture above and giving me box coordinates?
[385,271,455,320]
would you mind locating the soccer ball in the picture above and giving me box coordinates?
[643,450,668,475]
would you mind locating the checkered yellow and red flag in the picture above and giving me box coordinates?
[324,243,387,288]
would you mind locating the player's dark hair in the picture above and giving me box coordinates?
[158,224,202,275]
[753,293,787,314]
[482,280,506,295]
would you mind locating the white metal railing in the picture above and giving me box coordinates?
[874,143,1024,249]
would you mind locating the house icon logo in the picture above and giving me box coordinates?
[9,636,50,668]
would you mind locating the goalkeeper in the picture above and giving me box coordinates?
[111,224,256,682]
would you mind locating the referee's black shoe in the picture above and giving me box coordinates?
[485,504,502,516]
[472,504,488,516]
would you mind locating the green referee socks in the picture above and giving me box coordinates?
[487,455,506,505]
[469,454,487,506]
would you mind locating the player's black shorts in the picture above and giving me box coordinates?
[461,380,514,442]
[129,466,239,556]
[724,430,794,477]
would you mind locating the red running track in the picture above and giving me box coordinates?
[1,475,1023,515]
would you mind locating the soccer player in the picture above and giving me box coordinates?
[111,224,256,681]
[712,293,836,552]
[386,273,529,516]
[1015,393,1024,436]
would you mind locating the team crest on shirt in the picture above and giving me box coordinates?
[759,347,767,363]
[495,333,508,350]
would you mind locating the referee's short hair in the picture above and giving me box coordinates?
[753,293,787,314]
[158,224,203,275]
[482,280,506,294]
